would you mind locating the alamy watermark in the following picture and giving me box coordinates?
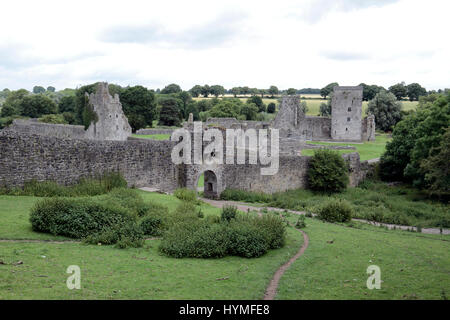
[66,265,81,290]
[366,265,381,290]
[170,122,280,175]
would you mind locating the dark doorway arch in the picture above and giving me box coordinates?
[200,170,218,199]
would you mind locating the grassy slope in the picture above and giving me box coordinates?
[0,191,302,299]
[1,191,448,300]
[278,216,450,300]
[302,133,390,161]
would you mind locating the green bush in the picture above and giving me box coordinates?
[253,214,286,249]
[159,221,228,258]
[308,149,349,193]
[220,189,272,203]
[221,205,237,222]
[84,222,144,248]
[226,220,268,258]
[30,198,135,239]
[174,188,197,202]
[317,199,353,223]
[106,188,149,217]
[140,216,163,236]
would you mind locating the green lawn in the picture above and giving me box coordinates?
[132,134,171,140]
[0,192,303,299]
[301,133,390,161]
[278,216,450,300]
[1,189,449,299]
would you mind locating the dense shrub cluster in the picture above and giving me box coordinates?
[159,207,286,259]
[29,187,170,248]
[307,149,349,193]
[218,181,449,228]
[0,172,127,197]
[317,199,353,223]
[220,189,272,203]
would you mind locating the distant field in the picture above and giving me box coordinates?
[305,99,418,117]
[302,133,391,161]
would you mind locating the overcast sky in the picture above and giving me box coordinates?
[0,0,449,91]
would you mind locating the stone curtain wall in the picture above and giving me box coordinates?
[223,152,374,194]
[7,119,89,139]
[0,131,178,191]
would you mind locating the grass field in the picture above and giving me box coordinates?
[132,134,171,140]
[0,190,449,299]
[302,133,391,161]
[278,216,450,300]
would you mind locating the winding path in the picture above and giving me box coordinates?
[201,198,450,235]
[200,197,311,300]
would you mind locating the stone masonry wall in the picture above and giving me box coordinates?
[0,130,178,191]
[7,119,88,139]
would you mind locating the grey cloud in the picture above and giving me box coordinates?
[99,11,246,49]
[321,50,370,61]
[289,0,399,23]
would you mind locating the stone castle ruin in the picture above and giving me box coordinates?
[6,82,132,141]
[0,83,376,199]
[208,86,375,142]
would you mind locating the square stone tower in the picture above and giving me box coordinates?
[331,86,363,141]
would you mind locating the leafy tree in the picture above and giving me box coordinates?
[359,83,385,101]
[176,91,193,120]
[404,93,450,188]
[388,82,407,100]
[268,86,278,98]
[420,127,450,199]
[0,104,16,117]
[319,98,331,117]
[161,83,182,94]
[207,100,241,118]
[46,86,56,93]
[406,83,427,101]
[240,103,259,120]
[380,93,450,195]
[186,102,200,121]
[267,102,276,113]
[210,85,225,97]
[241,86,250,95]
[308,149,349,193]
[2,89,29,115]
[231,87,241,97]
[58,95,76,113]
[286,88,297,95]
[320,82,339,98]
[259,89,267,98]
[201,85,210,97]
[120,85,156,132]
[19,94,57,118]
[75,83,98,125]
[367,91,403,132]
[247,95,265,112]
[159,98,182,126]
[189,85,203,98]
[33,86,46,94]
